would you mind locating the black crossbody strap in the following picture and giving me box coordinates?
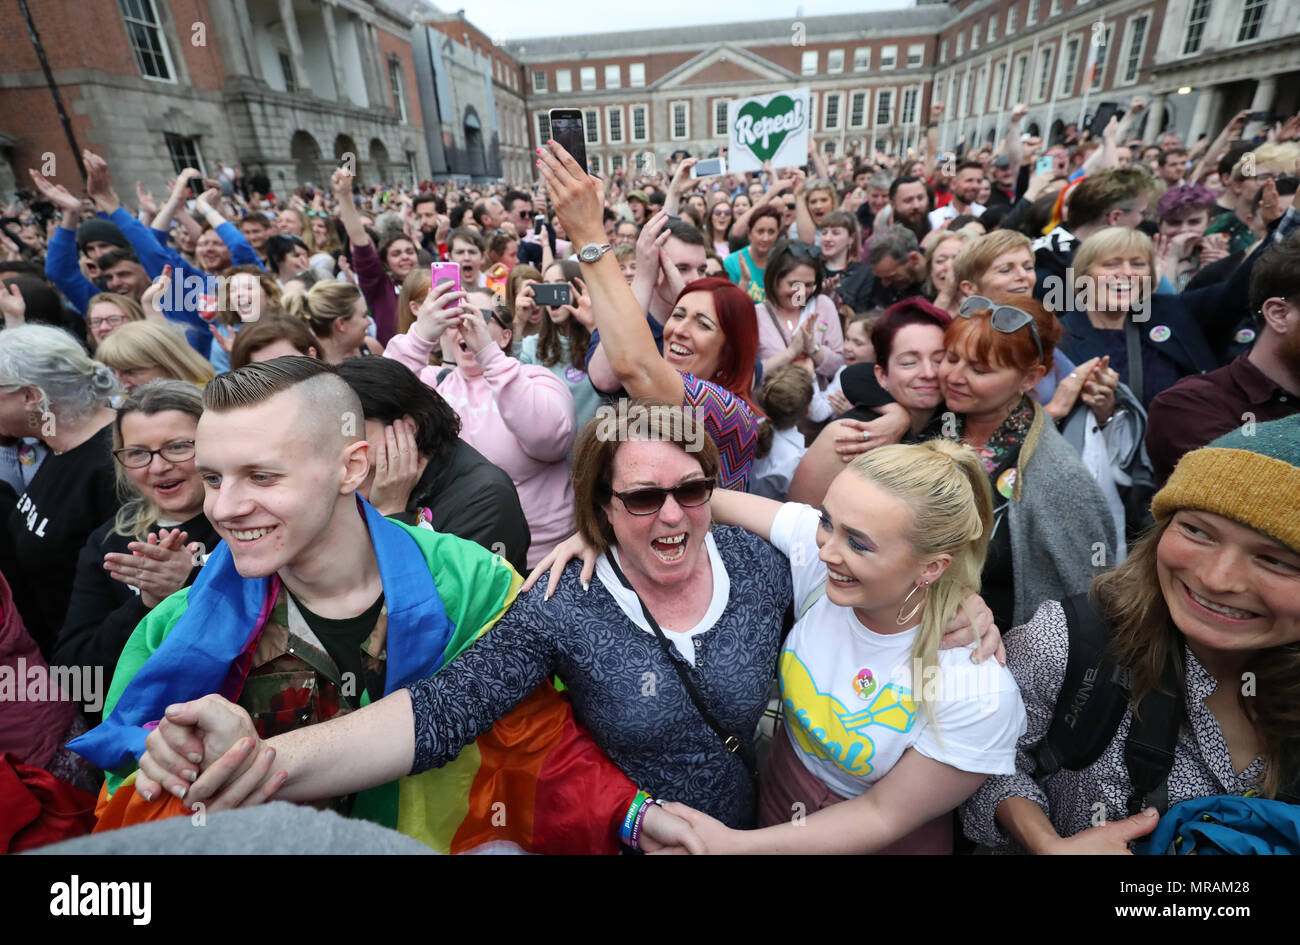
[1123,657,1182,816]
[605,551,759,785]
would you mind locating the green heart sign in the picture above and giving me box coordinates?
[735,94,807,163]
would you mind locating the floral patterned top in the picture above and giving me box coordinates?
[960,600,1269,853]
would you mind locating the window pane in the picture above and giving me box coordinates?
[585,109,599,143]
[828,49,844,73]
[533,71,547,92]
[853,47,870,71]
[556,70,572,92]
[801,51,818,75]
[580,67,596,90]
[605,64,620,89]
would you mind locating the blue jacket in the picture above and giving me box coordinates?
[1139,795,1300,854]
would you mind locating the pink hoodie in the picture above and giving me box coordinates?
[385,331,576,567]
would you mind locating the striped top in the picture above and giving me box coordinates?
[681,372,759,491]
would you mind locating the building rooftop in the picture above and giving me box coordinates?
[503,7,953,59]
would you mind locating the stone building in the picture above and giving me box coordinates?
[0,0,429,196]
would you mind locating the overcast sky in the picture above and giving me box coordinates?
[444,0,906,42]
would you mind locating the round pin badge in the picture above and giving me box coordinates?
[996,467,1018,499]
[1149,325,1171,343]
[1233,328,1256,345]
[852,668,877,701]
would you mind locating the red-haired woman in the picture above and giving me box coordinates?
[539,141,762,489]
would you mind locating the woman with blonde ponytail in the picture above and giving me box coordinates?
[648,439,1027,853]
[281,280,383,363]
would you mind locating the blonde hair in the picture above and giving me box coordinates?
[1071,226,1156,302]
[1233,142,1300,182]
[282,280,363,339]
[112,379,204,541]
[397,268,430,335]
[922,230,972,296]
[952,230,1033,288]
[95,321,216,388]
[85,293,146,352]
[844,439,994,726]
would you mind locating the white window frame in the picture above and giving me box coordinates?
[828,49,845,73]
[629,63,646,87]
[1182,0,1213,56]
[713,98,729,137]
[988,15,998,43]
[1059,37,1080,97]
[849,89,869,128]
[387,58,408,122]
[580,66,596,90]
[610,153,624,173]
[875,88,894,127]
[901,86,920,125]
[532,71,548,93]
[993,61,1008,110]
[1011,52,1029,104]
[1122,14,1150,85]
[881,44,898,69]
[119,0,178,83]
[606,105,625,144]
[605,64,621,89]
[535,112,551,144]
[907,44,924,68]
[1236,0,1267,43]
[670,100,690,140]
[1051,0,1062,14]
[1027,0,1038,26]
[971,25,979,52]
[631,104,649,143]
[1090,24,1112,90]
[940,40,948,63]
[801,50,818,75]
[585,108,601,145]
[1007,4,1018,36]
[956,33,965,57]
[164,133,205,176]
[1033,46,1055,103]
[853,47,871,71]
[279,51,298,93]
[823,91,843,131]
[555,69,572,93]
[590,154,602,175]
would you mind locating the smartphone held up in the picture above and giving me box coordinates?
[548,109,588,173]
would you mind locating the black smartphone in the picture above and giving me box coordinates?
[548,108,588,172]
[533,213,545,235]
[1246,110,1271,122]
[532,282,571,307]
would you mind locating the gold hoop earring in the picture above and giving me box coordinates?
[896,580,929,626]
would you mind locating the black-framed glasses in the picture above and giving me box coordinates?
[608,478,715,515]
[113,440,196,468]
[957,296,1045,364]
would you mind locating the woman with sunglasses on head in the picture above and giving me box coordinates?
[386,284,577,567]
[756,241,845,389]
[519,259,603,445]
[53,381,218,722]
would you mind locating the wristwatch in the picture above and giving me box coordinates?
[577,242,613,263]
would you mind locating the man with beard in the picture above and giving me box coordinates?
[1146,233,1300,483]
[888,175,932,243]
[863,225,927,309]
[928,162,986,229]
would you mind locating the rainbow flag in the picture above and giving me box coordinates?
[71,498,636,853]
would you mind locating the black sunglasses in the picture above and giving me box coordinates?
[957,296,1044,364]
[608,478,715,515]
[787,242,822,261]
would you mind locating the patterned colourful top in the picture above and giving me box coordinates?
[680,372,760,491]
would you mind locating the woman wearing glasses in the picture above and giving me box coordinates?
[85,293,146,352]
[755,241,845,388]
[54,381,218,721]
[386,284,576,567]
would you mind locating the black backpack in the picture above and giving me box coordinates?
[1033,594,1300,812]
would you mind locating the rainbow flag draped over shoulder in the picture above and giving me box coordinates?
[68,498,636,853]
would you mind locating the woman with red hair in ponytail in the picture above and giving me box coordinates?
[537,139,764,489]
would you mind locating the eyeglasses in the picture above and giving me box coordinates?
[608,478,715,515]
[957,296,1045,364]
[307,211,328,218]
[113,439,196,468]
[88,314,127,330]
[712,207,732,216]
[479,307,509,328]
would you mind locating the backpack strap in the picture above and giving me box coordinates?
[795,580,826,622]
[1123,658,1182,816]
[1031,594,1130,781]
[436,367,452,384]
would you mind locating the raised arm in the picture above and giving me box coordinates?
[331,167,372,249]
[708,488,783,542]
[539,142,685,406]
[149,169,201,236]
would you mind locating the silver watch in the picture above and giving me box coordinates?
[577,242,613,263]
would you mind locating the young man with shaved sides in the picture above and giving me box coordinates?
[70,358,642,852]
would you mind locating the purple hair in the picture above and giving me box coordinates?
[1157,183,1216,222]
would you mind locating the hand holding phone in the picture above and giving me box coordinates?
[1035,155,1055,176]
[531,282,572,308]
[691,157,727,179]
[431,261,461,292]
[548,109,588,173]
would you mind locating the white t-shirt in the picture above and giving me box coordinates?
[750,426,807,502]
[928,201,987,230]
[594,532,730,665]
[769,502,1026,799]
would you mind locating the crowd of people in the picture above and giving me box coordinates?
[2,93,1299,856]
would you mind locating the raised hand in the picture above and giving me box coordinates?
[0,282,26,328]
[103,526,199,608]
[367,416,425,516]
[571,276,596,330]
[136,181,159,218]
[27,168,83,214]
[413,279,468,343]
[141,264,173,317]
[83,149,120,212]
